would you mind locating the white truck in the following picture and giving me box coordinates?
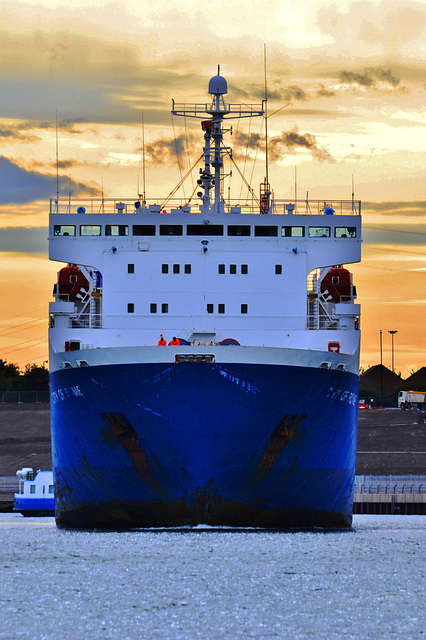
[398,390,426,410]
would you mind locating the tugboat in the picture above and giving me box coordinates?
[14,468,55,516]
[49,71,361,529]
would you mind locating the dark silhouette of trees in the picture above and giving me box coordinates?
[0,360,49,392]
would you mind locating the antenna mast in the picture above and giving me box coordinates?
[264,43,269,187]
[141,110,146,204]
[56,110,59,202]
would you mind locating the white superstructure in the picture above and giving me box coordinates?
[49,73,361,375]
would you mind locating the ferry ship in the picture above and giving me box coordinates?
[49,73,361,529]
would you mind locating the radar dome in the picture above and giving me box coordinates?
[209,74,228,95]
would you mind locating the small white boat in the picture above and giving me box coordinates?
[14,468,55,516]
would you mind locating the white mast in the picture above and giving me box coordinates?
[171,70,264,214]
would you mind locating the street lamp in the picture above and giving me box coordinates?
[388,330,398,373]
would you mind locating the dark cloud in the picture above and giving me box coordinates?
[363,201,426,217]
[280,85,307,101]
[338,67,400,88]
[0,227,47,254]
[145,131,199,165]
[233,82,307,103]
[316,85,336,98]
[0,156,97,205]
[0,125,40,143]
[234,129,332,162]
[0,119,91,144]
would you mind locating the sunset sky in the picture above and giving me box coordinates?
[0,0,425,376]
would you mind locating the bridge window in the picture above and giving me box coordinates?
[207,304,214,313]
[184,264,191,274]
[150,303,157,313]
[218,304,225,314]
[54,225,75,236]
[49,485,54,494]
[106,225,128,236]
[173,264,180,274]
[187,224,223,235]
[133,225,156,236]
[30,485,35,494]
[127,303,134,313]
[162,264,169,274]
[241,264,248,274]
[80,225,101,236]
[162,303,169,313]
[275,265,282,274]
[335,226,357,238]
[218,264,225,274]
[255,225,278,237]
[128,264,134,274]
[241,304,248,314]
[308,226,330,238]
[230,264,237,274]
[282,226,305,237]
[228,225,251,236]
[160,225,183,236]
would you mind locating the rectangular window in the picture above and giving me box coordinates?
[30,485,35,494]
[162,303,169,313]
[173,264,180,274]
[49,485,54,494]
[160,225,183,236]
[150,303,157,313]
[282,226,305,237]
[218,264,225,274]
[187,224,223,235]
[275,264,282,274]
[127,264,135,274]
[127,303,134,313]
[54,225,76,237]
[218,304,225,314]
[80,225,101,236]
[254,225,278,237]
[184,264,191,274]
[227,225,251,236]
[241,304,248,314]
[132,225,156,236]
[106,225,129,236]
[230,264,237,274]
[207,303,214,314]
[162,264,169,274]
[309,226,330,238]
[335,226,357,238]
[241,264,248,274]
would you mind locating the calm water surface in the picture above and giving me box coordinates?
[0,514,424,640]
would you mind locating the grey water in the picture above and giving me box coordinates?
[0,515,424,640]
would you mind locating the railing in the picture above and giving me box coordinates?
[0,391,49,404]
[354,475,426,495]
[50,197,361,217]
[0,477,19,493]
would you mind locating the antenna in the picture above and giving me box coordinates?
[294,166,297,202]
[263,43,269,187]
[352,173,354,201]
[141,110,146,203]
[56,109,59,201]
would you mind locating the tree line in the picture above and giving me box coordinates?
[0,360,49,393]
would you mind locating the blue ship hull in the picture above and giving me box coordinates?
[14,497,55,516]
[50,361,358,529]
